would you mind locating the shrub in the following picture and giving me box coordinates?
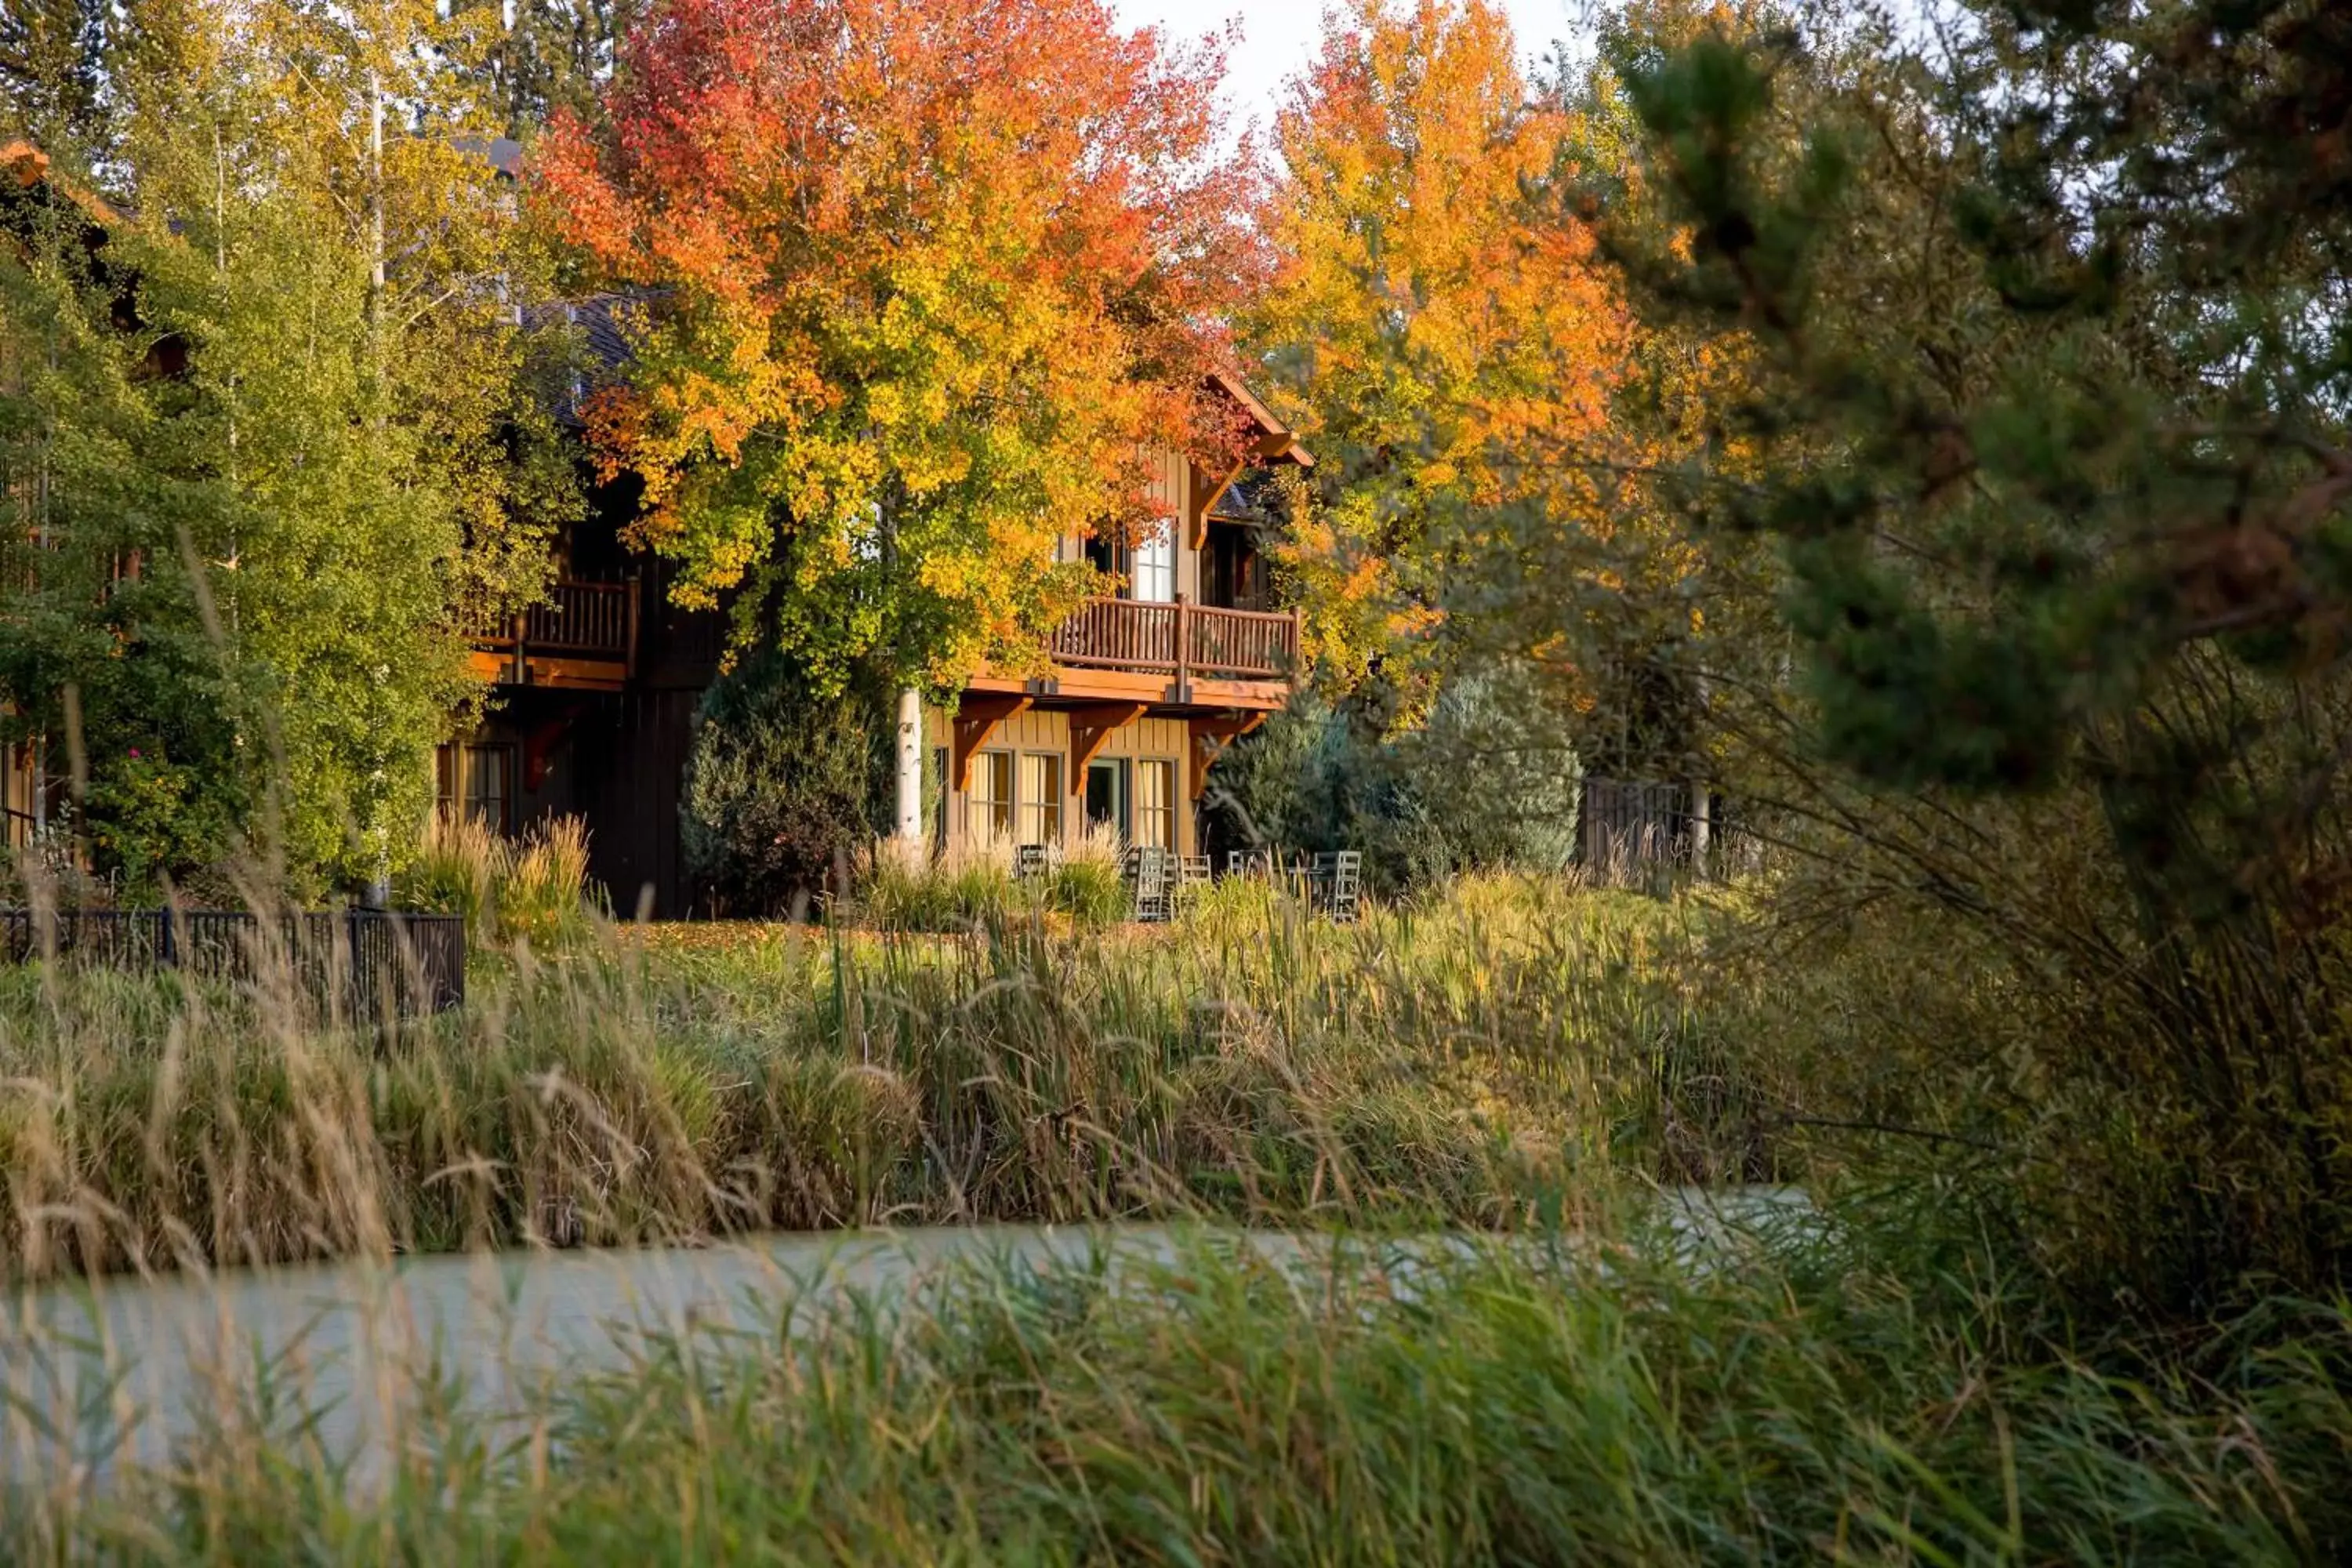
[858,832,1137,932]
[503,815,599,948]
[398,811,505,934]
[681,653,879,917]
[1389,665,1581,877]
[857,840,1021,931]
[1210,662,1581,891]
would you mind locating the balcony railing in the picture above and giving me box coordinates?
[467,579,639,668]
[1050,596,1298,682]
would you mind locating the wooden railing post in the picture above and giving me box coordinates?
[625,578,642,680]
[1174,593,1189,698]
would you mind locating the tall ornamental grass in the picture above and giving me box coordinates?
[0,877,1735,1280]
[394,813,599,950]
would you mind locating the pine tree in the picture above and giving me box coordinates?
[0,0,111,158]
[458,0,644,137]
[1596,0,2352,1304]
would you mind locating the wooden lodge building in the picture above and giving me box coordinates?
[918,373,1309,866]
[452,357,1311,916]
[1,137,1312,915]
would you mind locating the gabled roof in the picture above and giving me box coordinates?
[2,140,123,228]
[1208,366,1313,469]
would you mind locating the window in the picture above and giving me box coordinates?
[1018,753,1064,845]
[1084,758,1127,841]
[931,746,950,851]
[2,739,33,849]
[1131,517,1176,603]
[1207,523,1272,612]
[971,750,1015,847]
[436,742,514,835]
[1134,759,1176,852]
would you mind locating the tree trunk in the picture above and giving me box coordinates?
[895,688,924,844]
[1687,780,1711,875]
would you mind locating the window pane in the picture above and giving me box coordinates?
[1018,753,1063,844]
[931,746,949,850]
[974,751,1015,847]
[464,745,510,833]
[1085,759,1126,840]
[1134,759,1174,851]
[1132,518,1174,603]
[2,742,24,848]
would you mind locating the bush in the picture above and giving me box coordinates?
[1210,661,1581,891]
[855,836,1133,932]
[398,812,504,933]
[503,815,598,948]
[681,654,879,917]
[857,841,1022,931]
[1389,664,1582,879]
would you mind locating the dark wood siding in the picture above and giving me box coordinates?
[573,686,703,919]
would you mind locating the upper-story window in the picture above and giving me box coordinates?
[1084,515,1177,602]
[1131,517,1175,603]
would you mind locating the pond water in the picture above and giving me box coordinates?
[2,1190,1812,1489]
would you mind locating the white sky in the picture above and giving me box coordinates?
[1106,1,1584,145]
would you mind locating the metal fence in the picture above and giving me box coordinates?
[0,908,466,1018]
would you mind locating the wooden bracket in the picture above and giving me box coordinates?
[953,695,1033,791]
[1190,457,1246,551]
[1068,701,1148,778]
[1185,710,1268,800]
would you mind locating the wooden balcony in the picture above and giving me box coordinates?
[962,595,1298,712]
[1049,597,1298,681]
[466,579,640,691]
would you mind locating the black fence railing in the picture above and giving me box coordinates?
[0,908,466,1018]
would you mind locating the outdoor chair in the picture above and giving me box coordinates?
[1127,846,1174,924]
[1318,850,1364,924]
[1177,855,1212,906]
[1013,844,1054,882]
[1227,848,1280,880]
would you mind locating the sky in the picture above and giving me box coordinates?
[1105,1,1584,143]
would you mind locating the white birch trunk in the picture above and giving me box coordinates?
[894,688,924,843]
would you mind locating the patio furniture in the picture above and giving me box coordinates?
[1013,844,1054,882]
[1226,848,1275,880]
[1127,846,1174,924]
[1318,850,1364,924]
[1177,855,1212,906]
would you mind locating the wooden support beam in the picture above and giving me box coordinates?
[1186,710,1268,800]
[953,694,1033,791]
[1068,701,1148,778]
[524,656,627,691]
[1191,457,1245,551]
